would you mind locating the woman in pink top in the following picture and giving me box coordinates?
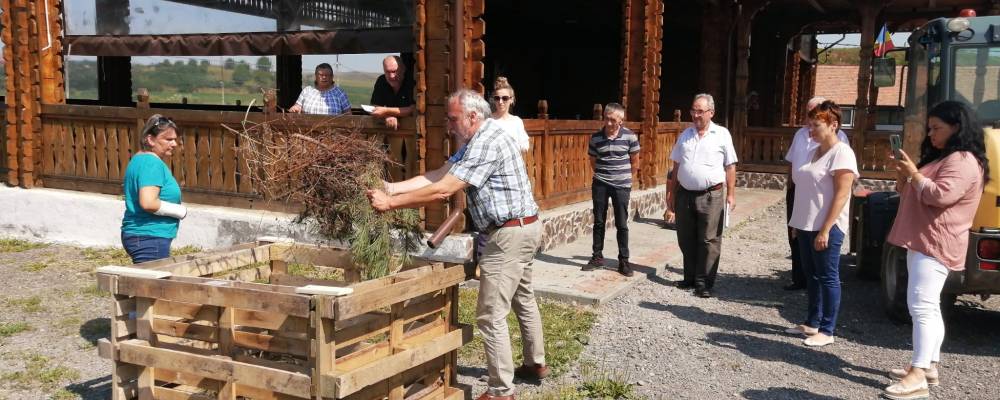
[883,101,988,400]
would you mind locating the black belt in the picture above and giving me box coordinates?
[682,183,723,195]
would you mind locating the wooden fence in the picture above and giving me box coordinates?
[740,126,896,179]
[37,102,420,211]
[96,240,469,399]
[521,119,684,209]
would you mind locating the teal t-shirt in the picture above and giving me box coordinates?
[121,153,182,238]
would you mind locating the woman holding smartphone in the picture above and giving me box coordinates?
[883,101,988,400]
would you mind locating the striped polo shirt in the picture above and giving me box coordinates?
[588,127,641,188]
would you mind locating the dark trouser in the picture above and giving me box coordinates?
[591,179,631,260]
[786,181,805,286]
[796,226,845,336]
[675,186,724,289]
[121,233,172,264]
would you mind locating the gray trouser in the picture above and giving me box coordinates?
[477,221,545,396]
[675,186,725,289]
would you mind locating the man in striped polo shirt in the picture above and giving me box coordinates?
[585,103,640,276]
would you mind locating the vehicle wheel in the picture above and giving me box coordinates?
[881,243,910,322]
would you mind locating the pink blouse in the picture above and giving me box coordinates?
[887,151,984,271]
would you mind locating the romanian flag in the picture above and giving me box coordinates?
[874,24,895,57]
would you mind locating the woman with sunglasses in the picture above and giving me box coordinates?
[490,76,530,153]
[120,114,187,264]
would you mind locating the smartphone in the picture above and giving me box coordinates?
[889,134,903,159]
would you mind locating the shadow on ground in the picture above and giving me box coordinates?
[64,375,111,400]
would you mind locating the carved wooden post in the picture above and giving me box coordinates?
[593,104,604,120]
[135,89,150,154]
[538,100,552,198]
[673,109,682,122]
[853,1,881,159]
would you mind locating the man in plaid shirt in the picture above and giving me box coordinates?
[368,89,547,400]
[288,63,351,115]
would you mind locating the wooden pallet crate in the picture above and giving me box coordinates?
[96,239,471,400]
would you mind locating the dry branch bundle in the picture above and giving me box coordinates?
[227,116,421,280]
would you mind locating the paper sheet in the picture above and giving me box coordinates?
[724,203,731,228]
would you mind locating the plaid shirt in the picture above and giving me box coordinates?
[449,119,538,231]
[295,85,351,115]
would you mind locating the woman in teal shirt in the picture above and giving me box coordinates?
[121,114,186,263]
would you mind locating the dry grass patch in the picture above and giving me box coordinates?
[6,296,44,313]
[81,247,131,266]
[0,353,80,390]
[0,238,47,253]
[0,322,31,338]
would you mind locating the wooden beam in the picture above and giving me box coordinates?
[853,1,881,159]
[118,339,313,398]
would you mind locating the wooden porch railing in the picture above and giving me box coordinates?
[740,126,896,179]
[37,102,419,211]
[520,118,685,210]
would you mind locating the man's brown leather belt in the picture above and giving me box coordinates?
[498,215,538,228]
[684,182,724,195]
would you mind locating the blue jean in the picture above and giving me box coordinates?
[121,233,172,264]
[796,225,845,335]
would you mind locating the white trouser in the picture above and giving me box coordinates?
[906,250,950,369]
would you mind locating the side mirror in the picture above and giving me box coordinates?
[873,57,897,87]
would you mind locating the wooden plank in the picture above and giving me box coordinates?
[233,309,309,338]
[73,121,85,176]
[328,327,468,398]
[338,356,447,400]
[232,329,309,357]
[107,123,121,180]
[152,318,218,342]
[333,265,464,321]
[210,127,224,190]
[152,385,215,400]
[96,121,109,179]
[313,297,337,398]
[115,276,312,317]
[269,243,355,270]
[118,339,313,398]
[86,122,98,178]
[196,127,210,188]
[136,297,156,400]
[155,368,223,391]
[150,245,271,277]
[222,129,237,192]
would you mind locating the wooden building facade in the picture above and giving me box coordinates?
[2,0,999,230]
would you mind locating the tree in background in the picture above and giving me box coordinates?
[224,58,236,70]
[256,57,272,72]
[232,62,251,86]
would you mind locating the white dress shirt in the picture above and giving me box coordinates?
[670,122,738,191]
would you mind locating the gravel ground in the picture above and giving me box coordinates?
[3,200,999,399]
[0,244,125,399]
[556,202,1000,400]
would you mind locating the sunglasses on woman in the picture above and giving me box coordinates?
[493,95,512,102]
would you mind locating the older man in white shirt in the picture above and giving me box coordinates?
[781,96,850,291]
[665,93,737,298]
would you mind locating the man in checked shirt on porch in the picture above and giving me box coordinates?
[367,89,547,400]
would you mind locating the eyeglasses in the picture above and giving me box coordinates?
[493,95,512,102]
[690,108,713,116]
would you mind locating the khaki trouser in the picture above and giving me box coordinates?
[477,221,545,396]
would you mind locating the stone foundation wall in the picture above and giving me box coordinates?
[736,171,894,193]
[539,186,666,251]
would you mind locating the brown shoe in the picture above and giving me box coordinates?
[476,393,514,400]
[513,363,550,380]
[618,259,635,277]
